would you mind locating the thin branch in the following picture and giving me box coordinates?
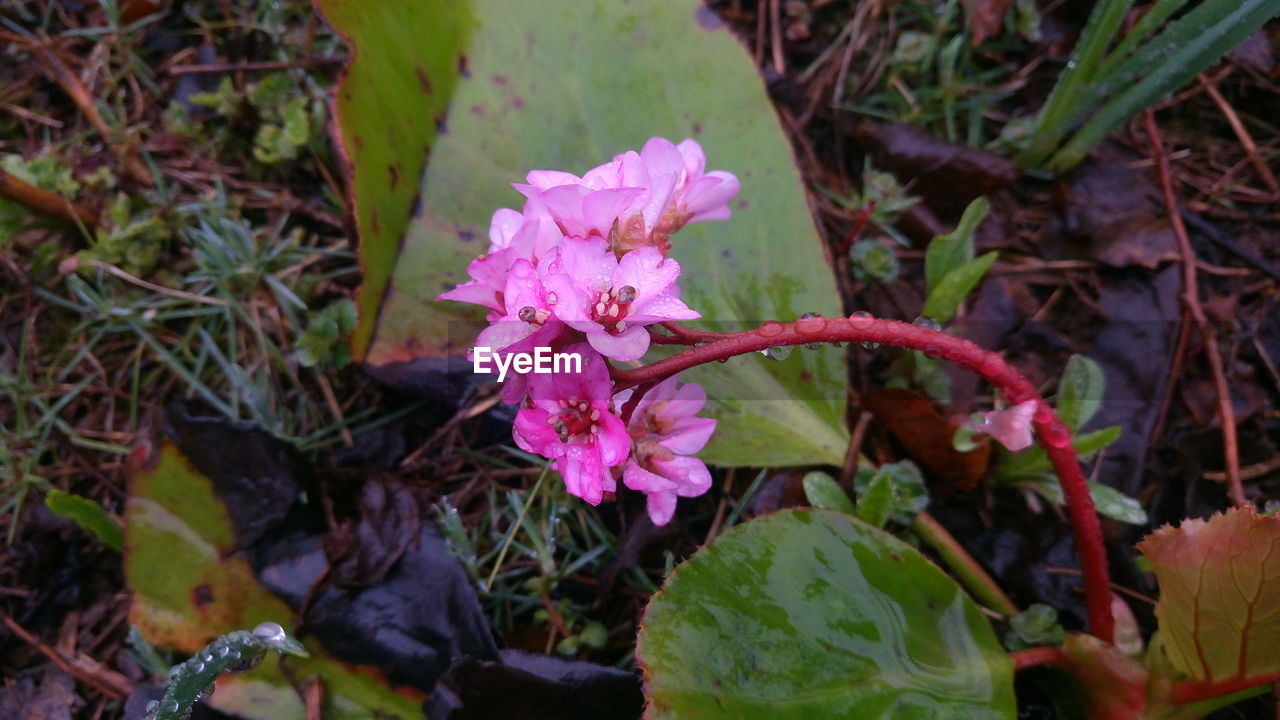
[1198,73,1280,197]
[0,167,97,230]
[611,315,1115,643]
[1144,111,1246,508]
[31,39,151,185]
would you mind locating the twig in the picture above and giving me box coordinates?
[165,57,344,75]
[30,40,150,185]
[610,315,1115,643]
[912,511,1019,617]
[0,168,97,230]
[1144,110,1246,508]
[1,614,134,698]
[1198,73,1280,196]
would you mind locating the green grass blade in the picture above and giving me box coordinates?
[1018,0,1133,166]
[1048,0,1280,172]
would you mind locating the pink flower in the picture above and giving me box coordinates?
[512,344,630,504]
[544,238,697,361]
[515,138,739,253]
[966,399,1037,451]
[618,378,716,526]
[437,204,563,318]
[473,257,563,356]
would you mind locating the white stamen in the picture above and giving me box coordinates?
[595,302,607,315]
[590,409,600,421]
[608,304,620,318]
[615,320,627,333]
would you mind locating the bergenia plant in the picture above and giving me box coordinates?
[440,138,1280,719]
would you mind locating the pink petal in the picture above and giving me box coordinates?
[658,416,717,456]
[614,247,679,299]
[626,294,699,324]
[651,455,713,497]
[488,208,524,251]
[513,408,559,456]
[594,412,631,467]
[967,399,1037,451]
[587,325,650,362]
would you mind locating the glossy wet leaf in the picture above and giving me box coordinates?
[1137,507,1280,686]
[124,441,425,720]
[801,471,854,514]
[637,509,1015,718]
[317,0,848,466]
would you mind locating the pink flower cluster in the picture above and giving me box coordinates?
[437,138,739,525]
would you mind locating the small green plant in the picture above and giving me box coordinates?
[1018,0,1280,172]
[143,622,307,720]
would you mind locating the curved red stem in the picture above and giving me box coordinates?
[614,316,1115,643]
[1011,646,1069,671]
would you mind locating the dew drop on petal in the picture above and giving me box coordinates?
[860,341,881,350]
[848,310,874,324]
[145,700,159,713]
[166,700,180,712]
[191,661,205,673]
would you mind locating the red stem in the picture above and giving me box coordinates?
[1172,670,1280,704]
[614,316,1115,643]
[1011,646,1069,671]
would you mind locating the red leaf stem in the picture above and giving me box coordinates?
[612,315,1115,642]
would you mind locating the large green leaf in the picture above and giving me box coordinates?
[317,0,848,466]
[313,0,471,360]
[637,509,1015,718]
[124,441,424,720]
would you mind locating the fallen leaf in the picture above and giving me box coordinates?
[966,0,1016,45]
[425,649,643,720]
[855,122,1020,219]
[862,388,990,491]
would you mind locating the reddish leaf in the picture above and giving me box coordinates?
[862,389,990,491]
[965,0,1015,45]
[1138,507,1280,690]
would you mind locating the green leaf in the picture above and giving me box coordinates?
[317,0,848,466]
[1004,603,1065,651]
[1017,477,1147,525]
[801,471,855,514]
[924,196,988,296]
[45,489,122,551]
[638,509,1015,718]
[1056,354,1105,432]
[856,471,894,528]
[923,252,997,324]
[1139,507,1280,685]
[854,460,930,526]
[996,425,1122,479]
[125,441,424,720]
